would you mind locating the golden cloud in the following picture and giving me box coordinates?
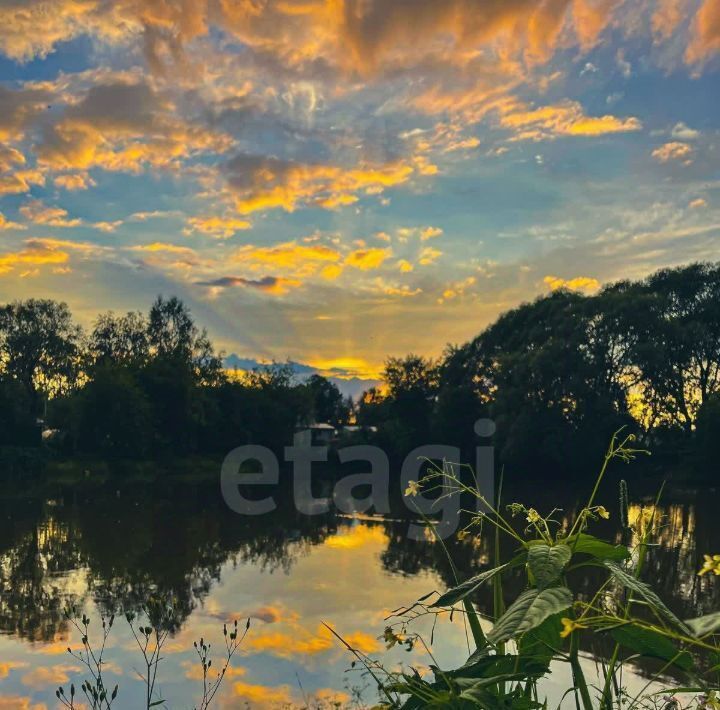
[53,172,96,191]
[344,247,390,271]
[231,241,341,277]
[21,665,81,687]
[184,215,252,239]
[0,211,24,231]
[223,154,416,215]
[0,168,45,196]
[320,263,344,280]
[0,0,630,82]
[419,246,442,266]
[230,680,293,707]
[0,661,28,679]
[20,199,82,227]
[544,274,600,293]
[420,226,443,240]
[499,100,642,140]
[0,697,47,710]
[247,622,380,660]
[0,243,70,275]
[184,663,246,682]
[437,275,477,303]
[651,141,694,163]
[37,79,232,174]
[0,143,25,172]
[25,237,102,253]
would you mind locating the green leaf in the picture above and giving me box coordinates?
[565,533,630,561]
[442,652,545,681]
[603,562,691,634]
[487,587,573,646]
[431,557,523,607]
[685,612,720,637]
[463,598,486,650]
[458,682,544,708]
[518,612,565,670]
[528,543,571,589]
[610,624,693,671]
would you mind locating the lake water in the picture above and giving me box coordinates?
[0,466,718,708]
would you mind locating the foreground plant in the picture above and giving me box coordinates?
[335,431,720,709]
[56,599,249,709]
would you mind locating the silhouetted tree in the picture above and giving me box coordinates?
[304,374,348,425]
[611,263,720,433]
[71,365,155,457]
[0,299,82,410]
[89,311,150,368]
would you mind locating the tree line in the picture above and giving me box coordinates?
[1,261,719,474]
[0,296,350,459]
[356,262,720,473]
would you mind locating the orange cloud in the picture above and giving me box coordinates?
[438,275,477,303]
[184,215,252,239]
[184,663,246,682]
[21,665,81,687]
[0,662,28,679]
[0,143,25,171]
[686,0,720,64]
[689,197,707,208]
[223,154,416,215]
[420,226,443,240]
[651,141,694,163]
[20,199,82,227]
[320,263,344,280]
[37,80,232,174]
[419,246,442,266]
[500,100,642,140]
[53,172,96,191]
[544,275,600,293]
[0,211,24,231]
[231,680,293,707]
[0,697,47,710]
[0,243,70,275]
[0,168,45,195]
[651,0,688,41]
[572,0,619,50]
[344,247,390,271]
[231,241,341,278]
[0,0,622,82]
[25,237,105,255]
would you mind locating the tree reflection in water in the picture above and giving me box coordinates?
[0,474,718,675]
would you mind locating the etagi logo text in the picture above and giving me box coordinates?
[220,419,496,540]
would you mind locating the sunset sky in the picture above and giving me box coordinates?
[0,0,718,379]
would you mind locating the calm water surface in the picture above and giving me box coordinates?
[0,467,718,708]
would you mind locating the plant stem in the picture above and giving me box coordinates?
[569,630,594,710]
